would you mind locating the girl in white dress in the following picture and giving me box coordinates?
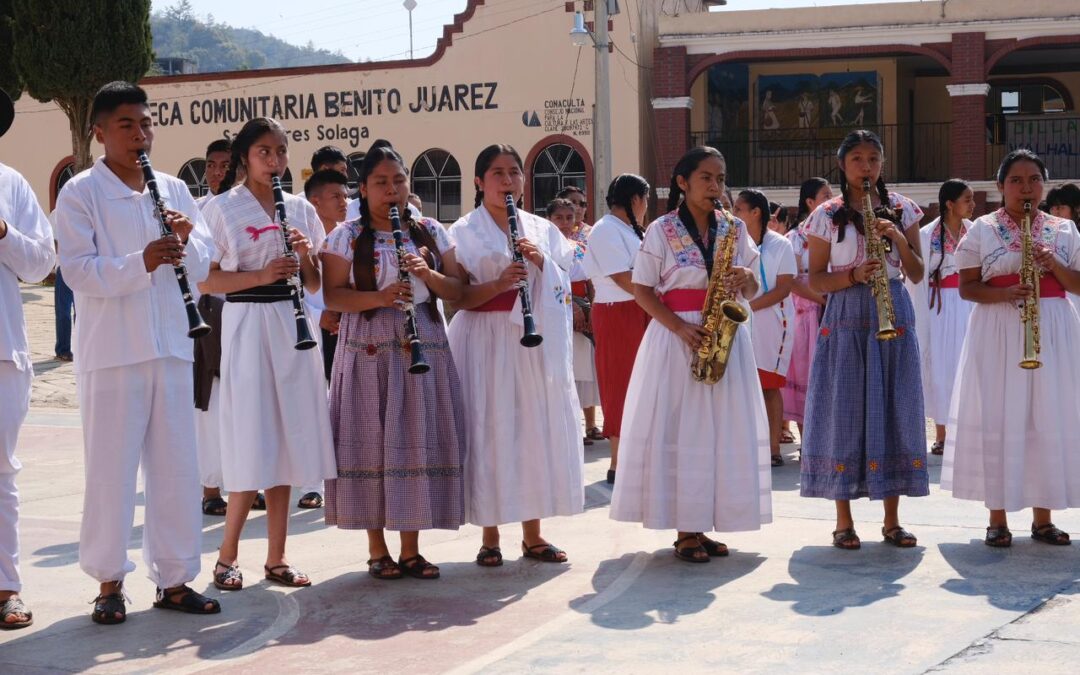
[610,146,772,563]
[733,189,796,466]
[448,144,583,566]
[911,180,975,455]
[1045,183,1080,309]
[944,150,1080,547]
[201,118,336,590]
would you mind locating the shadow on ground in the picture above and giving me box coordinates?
[938,540,1080,611]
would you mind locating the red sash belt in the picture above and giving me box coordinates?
[931,274,959,289]
[571,280,588,297]
[987,273,1066,298]
[472,290,518,312]
[659,289,707,312]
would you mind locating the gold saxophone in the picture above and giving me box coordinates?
[691,204,750,384]
[1018,200,1042,369]
[862,179,898,341]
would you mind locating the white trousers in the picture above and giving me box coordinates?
[77,358,202,588]
[195,377,223,489]
[0,362,32,592]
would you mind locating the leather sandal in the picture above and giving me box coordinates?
[297,492,323,509]
[368,555,403,579]
[832,528,861,550]
[1031,523,1071,546]
[521,541,568,563]
[882,526,918,548]
[695,533,729,557]
[264,564,311,587]
[201,496,227,516]
[153,585,221,614]
[475,546,503,567]
[930,441,944,456]
[91,588,126,625]
[213,561,243,591]
[0,596,33,630]
[673,534,710,563]
[399,555,440,579]
[984,525,1013,548]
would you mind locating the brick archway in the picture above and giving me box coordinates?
[985,36,1080,78]
[522,134,594,218]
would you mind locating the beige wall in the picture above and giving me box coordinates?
[0,0,647,219]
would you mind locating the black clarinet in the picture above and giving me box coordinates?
[389,205,431,374]
[504,193,543,347]
[136,150,211,338]
[270,175,318,351]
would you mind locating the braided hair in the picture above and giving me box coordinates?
[832,130,899,243]
[667,146,725,212]
[219,117,286,192]
[795,177,829,228]
[606,173,650,239]
[926,179,971,313]
[738,189,771,246]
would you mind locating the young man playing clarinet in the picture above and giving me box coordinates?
[54,81,220,624]
[0,90,56,630]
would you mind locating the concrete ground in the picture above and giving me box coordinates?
[3,283,1079,674]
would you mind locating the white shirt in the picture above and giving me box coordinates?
[584,214,642,303]
[0,162,56,371]
[55,157,214,373]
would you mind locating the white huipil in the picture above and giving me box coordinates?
[750,228,797,379]
[447,205,584,526]
[611,209,772,532]
[943,209,1080,510]
[202,185,336,491]
[907,218,974,426]
[55,157,213,588]
[0,162,56,593]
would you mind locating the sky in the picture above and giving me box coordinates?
[152,0,930,63]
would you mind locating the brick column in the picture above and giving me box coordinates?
[947,32,989,180]
[652,45,691,203]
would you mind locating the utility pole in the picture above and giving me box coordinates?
[404,0,417,59]
[593,0,613,222]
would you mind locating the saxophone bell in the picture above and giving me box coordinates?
[690,206,749,385]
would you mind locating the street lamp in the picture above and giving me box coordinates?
[404,0,417,60]
[568,2,617,222]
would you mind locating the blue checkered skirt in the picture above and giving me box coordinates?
[325,306,466,530]
[800,279,929,500]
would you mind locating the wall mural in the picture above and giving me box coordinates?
[757,71,879,150]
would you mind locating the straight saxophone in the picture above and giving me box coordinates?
[1018,200,1041,369]
[690,204,749,384]
[862,178,897,341]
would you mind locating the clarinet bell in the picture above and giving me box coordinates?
[294,317,318,351]
[186,305,212,339]
[520,316,543,348]
[408,342,431,374]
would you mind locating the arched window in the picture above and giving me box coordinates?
[531,143,586,217]
[178,158,207,197]
[55,163,76,198]
[347,151,365,194]
[412,149,462,223]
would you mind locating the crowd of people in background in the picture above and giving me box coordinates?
[3,79,1080,631]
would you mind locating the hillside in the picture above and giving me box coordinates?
[151,1,352,73]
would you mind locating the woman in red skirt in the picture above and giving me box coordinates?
[584,174,651,484]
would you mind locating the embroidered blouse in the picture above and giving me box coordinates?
[804,192,924,280]
[955,208,1080,281]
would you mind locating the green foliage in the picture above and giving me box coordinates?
[0,0,22,99]
[151,2,352,73]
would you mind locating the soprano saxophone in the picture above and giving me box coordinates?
[862,179,898,341]
[1018,200,1042,369]
[690,204,749,385]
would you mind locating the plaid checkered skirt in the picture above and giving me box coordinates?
[800,279,929,500]
[325,306,466,530]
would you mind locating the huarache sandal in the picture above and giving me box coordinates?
[264,564,311,587]
[399,555,440,579]
[296,492,323,509]
[985,525,1013,548]
[251,492,267,510]
[673,534,710,563]
[583,435,594,446]
[771,454,784,467]
[475,546,503,567]
[153,585,221,614]
[882,526,918,548]
[696,533,729,557]
[780,429,797,444]
[832,527,861,550]
[0,596,33,630]
[930,441,944,456]
[586,427,605,441]
[213,560,243,591]
[368,555,404,579]
[521,541,568,563]
[201,496,227,516]
[91,589,126,625]
[1031,523,1072,546]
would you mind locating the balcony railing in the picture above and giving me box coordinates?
[690,123,951,187]
[986,115,1080,183]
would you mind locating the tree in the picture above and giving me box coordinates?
[12,0,153,171]
[0,0,22,99]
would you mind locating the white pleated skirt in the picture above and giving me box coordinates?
[573,332,601,407]
[611,310,773,532]
[943,298,1080,511]
[218,301,336,492]
[922,289,973,424]
[448,310,584,527]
